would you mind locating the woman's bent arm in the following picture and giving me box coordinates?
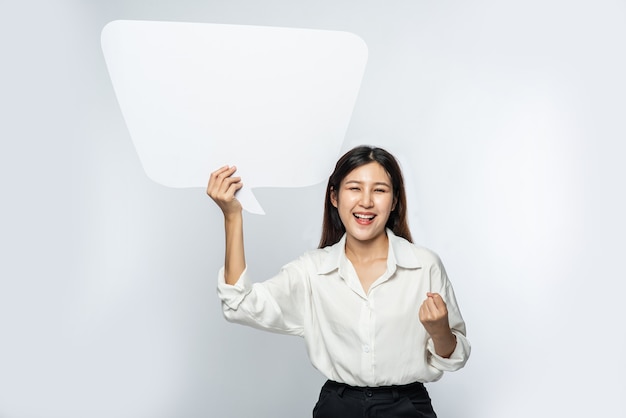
[207,165,245,285]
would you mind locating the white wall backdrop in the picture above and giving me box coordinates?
[1,1,625,417]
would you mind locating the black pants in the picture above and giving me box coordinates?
[313,380,437,418]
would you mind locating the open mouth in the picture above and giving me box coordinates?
[354,213,375,224]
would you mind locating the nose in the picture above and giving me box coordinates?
[359,190,374,208]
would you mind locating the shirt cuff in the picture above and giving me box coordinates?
[426,331,471,372]
[216,266,252,310]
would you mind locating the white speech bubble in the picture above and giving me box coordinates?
[101,20,368,214]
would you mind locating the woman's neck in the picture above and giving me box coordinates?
[344,233,389,263]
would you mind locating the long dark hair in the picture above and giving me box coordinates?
[318,145,413,248]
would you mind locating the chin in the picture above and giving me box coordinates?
[350,228,386,242]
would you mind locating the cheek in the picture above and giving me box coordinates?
[378,196,395,210]
[336,198,352,213]
[336,193,355,209]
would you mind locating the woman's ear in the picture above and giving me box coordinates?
[392,196,398,211]
[330,187,338,208]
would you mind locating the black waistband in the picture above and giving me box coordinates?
[322,380,426,399]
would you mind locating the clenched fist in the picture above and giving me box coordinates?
[419,292,456,358]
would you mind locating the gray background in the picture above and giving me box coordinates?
[1,1,625,417]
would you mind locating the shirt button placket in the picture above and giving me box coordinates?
[359,298,374,382]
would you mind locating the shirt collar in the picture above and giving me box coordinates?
[317,229,422,275]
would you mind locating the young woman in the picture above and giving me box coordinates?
[208,146,470,417]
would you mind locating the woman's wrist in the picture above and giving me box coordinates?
[223,209,243,223]
[430,330,457,358]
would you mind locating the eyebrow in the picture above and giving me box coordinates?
[344,180,391,187]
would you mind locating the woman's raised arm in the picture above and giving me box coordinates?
[206,165,245,285]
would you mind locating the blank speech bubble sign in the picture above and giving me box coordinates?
[101,20,368,214]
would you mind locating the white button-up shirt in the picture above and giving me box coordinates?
[217,230,470,386]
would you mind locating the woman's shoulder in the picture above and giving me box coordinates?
[299,241,338,262]
[388,232,444,267]
[288,240,342,274]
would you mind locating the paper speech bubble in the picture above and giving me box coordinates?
[101,20,368,214]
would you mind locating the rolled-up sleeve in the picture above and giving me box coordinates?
[216,259,308,337]
[217,267,253,310]
[426,331,471,372]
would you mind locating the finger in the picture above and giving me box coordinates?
[223,179,243,198]
[434,297,448,312]
[207,165,231,193]
[420,298,435,318]
[426,293,447,310]
[419,302,437,324]
[219,165,238,177]
[418,304,428,322]
[214,166,237,186]
[208,166,239,195]
[423,294,437,307]
[219,176,242,196]
[216,166,240,188]
[425,297,445,321]
[211,165,230,176]
[209,165,233,183]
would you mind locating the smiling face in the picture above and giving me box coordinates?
[330,162,397,246]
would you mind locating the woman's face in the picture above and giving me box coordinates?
[331,162,397,245]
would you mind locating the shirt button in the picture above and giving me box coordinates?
[363,345,370,353]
